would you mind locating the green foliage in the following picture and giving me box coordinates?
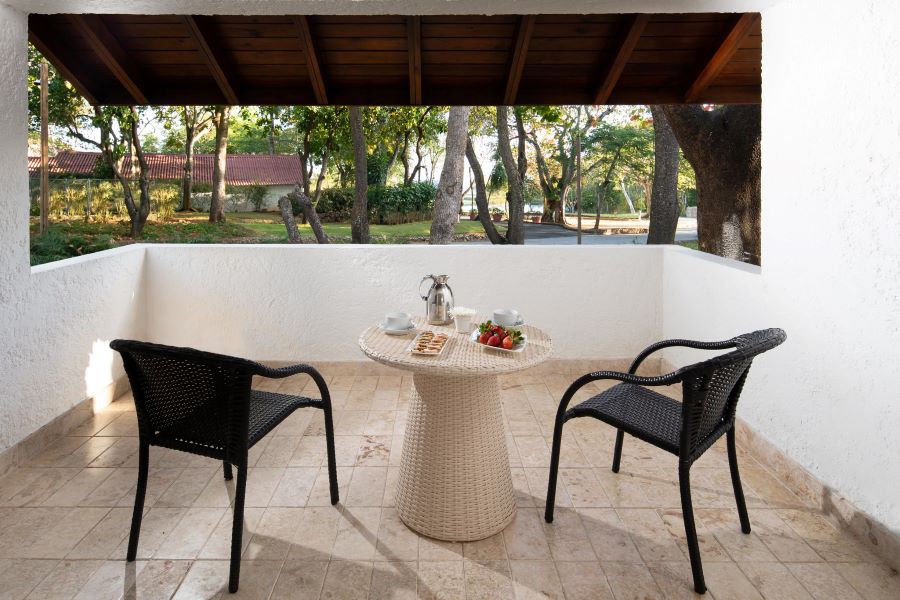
[312,183,436,223]
[30,229,114,265]
[241,183,269,212]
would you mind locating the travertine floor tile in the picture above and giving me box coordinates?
[0,371,894,600]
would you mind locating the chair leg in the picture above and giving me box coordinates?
[612,429,625,473]
[544,411,566,523]
[126,440,149,562]
[223,461,233,481]
[228,461,248,594]
[679,463,706,594]
[727,427,752,534]
[322,402,339,505]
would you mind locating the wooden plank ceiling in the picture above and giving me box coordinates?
[28,13,761,106]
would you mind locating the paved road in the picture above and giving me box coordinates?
[466,222,698,245]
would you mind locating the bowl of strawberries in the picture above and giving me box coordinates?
[471,320,527,353]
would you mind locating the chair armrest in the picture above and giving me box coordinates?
[252,363,331,405]
[253,363,320,379]
[554,369,684,424]
[628,338,737,374]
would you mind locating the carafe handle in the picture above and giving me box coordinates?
[419,275,435,301]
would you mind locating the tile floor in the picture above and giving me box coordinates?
[1,368,898,599]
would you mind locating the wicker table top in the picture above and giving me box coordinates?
[359,316,552,376]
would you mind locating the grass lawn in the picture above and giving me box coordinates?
[30,212,504,265]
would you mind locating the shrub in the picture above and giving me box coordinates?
[312,183,437,223]
[242,183,269,212]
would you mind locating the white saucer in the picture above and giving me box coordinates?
[379,322,416,336]
[495,318,525,327]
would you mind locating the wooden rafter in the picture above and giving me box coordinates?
[71,15,147,105]
[294,16,328,104]
[407,16,422,105]
[503,15,535,105]
[28,19,97,105]
[183,16,239,105]
[685,13,759,103]
[593,14,648,105]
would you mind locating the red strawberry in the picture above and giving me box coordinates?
[502,336,514,350]
[487,334,501,347]
[479,331,492,344]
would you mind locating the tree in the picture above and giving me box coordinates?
[285,106,348,210]
[647,106,681,245]
[209,105,230,223]
[662,105,761,264]
[430,106,471,245]
[466,137,506,245]
[349,106,369,244]
[496,106,525,244]
[158,106,214,212]
[28,47,153,237]
[527,106,615,223]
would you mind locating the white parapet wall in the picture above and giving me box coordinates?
[143,244,664,362]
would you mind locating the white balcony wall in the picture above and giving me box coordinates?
[662,0,900,534]
[143,245,663,361]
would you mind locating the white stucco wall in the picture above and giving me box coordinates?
[143,244,662,361]
[0,6,146,453]
[661,0,900,534]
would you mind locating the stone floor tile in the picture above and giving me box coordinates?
[320,560,373,600]
[785,563,864,600]
[0,558,59,600]
[602,561,667,600]
[509,559,564,600]
[830,562,900,600]
[702,562,763,600]
[555,560,615,600]
[417,560,465,600]
[270,559,328,599]
[502,508,552,560]
[464,559,514,600]
[577,507,643,563]
[738,562,814,600]
[25,559,104,599]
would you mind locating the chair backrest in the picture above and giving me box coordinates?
[110,339,257,460]
[678,328,786,458]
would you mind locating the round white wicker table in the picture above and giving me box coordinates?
[359,317,552,542]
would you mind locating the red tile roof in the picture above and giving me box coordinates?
[28,151,302,186]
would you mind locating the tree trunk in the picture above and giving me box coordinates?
[594,150,621,231]
[349,106,369,244]
[209,105,230,223]
[647,106,681,245]
[662,104,761,264]
[620,178,636,214]
[279,196,303,243]
[465,137,506,244]
[293,184,329,244]
[496,106,525,244]
[181,134,195,211]
[128,107,151,238]
[430,106,471,245]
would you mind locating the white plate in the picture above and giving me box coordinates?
[379,322,416,336]
[407,331,451,356]
[470,330,527,353]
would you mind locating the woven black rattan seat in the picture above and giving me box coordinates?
[567,384,682,453]
[110,340,339,594]
[545,328,786,595]
[159,390,318,453]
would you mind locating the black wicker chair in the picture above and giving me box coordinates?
[110,340,339,594]
[545,328,785,594]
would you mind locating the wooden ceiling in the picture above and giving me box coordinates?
[28,13,761,106]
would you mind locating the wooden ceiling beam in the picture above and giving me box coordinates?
[685,13,759,103]
[503,15,535,105]
[71,14,147,105]
[28,18,97,105]
[294,16,328,105]
[183,16,239,105]
[593,14,648,105]
[407,16,422,105]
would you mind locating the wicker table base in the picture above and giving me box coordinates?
[397,373,516,541]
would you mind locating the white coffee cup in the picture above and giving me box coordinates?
[384,312,412,330]
[492,309,520,327]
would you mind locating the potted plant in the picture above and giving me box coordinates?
[469,209,478,221]
[530,213,542,223]
[491,207,504,222]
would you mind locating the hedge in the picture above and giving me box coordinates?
[297,182,437,224]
